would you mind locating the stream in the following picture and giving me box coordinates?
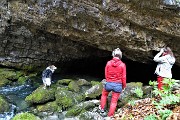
[0,74,103,120]
[0,84,37,120]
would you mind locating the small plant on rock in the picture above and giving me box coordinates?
[134,87,143,98]
[128,100,136,106]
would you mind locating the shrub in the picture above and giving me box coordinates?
[149,78,179,120]
[134,87,143,98]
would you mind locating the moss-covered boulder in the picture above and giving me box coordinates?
[77,79,91,86]
[65,100,99,117]
[0,68,27,86]
[0,78,11,87]
[85,83,103,99]
[25,86,55,104]
[55,87,85,110]
[12,112,41,120]
[126,82,143,88]
[117,82,144,107]
[68,81,80,92]
[0,68,19,81]
[18,76,28,85]
[55,88,75,110]
[91,81,101,86]
[57,79,73,85]
[37,101,62,112]
[0,95,10,113]
[142,86,153,98]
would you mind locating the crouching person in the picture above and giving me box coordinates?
[99,48,126,118]
[42,65,57,89]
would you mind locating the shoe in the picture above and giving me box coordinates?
[98,105,105,113]
[98,106,107,117]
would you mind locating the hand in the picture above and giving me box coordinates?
[160,48,164,53]
[122,88,125,92]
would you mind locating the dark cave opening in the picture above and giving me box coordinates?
[63,56,180,86]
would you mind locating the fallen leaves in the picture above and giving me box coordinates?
[114,97,180,120]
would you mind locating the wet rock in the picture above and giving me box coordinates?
[0,95,10,113]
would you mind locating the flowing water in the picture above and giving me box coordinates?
[0,73,102,120]
[0,84,37,120]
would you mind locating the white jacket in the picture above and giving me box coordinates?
[153,52,175,78]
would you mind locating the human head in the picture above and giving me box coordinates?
[49,65,57,71]
[163,47,174,57]
[112,48,122,59]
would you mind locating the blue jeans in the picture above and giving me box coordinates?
[105,82,122,93]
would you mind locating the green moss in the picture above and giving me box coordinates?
[22,65,35,72]
[0,68,26,86]
[0,96,10,113]
[75,94,86,102]
[25,86,55,104]
[127,82,143,88]
[18,76,27,85]
[91,81,101,86]
[57,79,73,85]
[57,95,73,110]
[37,101,61,112]
[68,81,80,92]
[0,69,17,81]
[66,101,96,117]
[16,71,25,78]
[85,84,103,99]
[55,89,74,109]
[65,106,83,117]
[12,112,41,120]
[0,78,11,87]
[77,79,91,86]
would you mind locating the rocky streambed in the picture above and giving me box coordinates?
[0,67,157,120]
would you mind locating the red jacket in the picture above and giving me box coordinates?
[105,57,126,89]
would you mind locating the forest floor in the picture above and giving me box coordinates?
[113,89,180,120]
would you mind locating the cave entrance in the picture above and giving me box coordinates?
[59,55,179,86]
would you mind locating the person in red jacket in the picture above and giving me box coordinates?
[99,48,126,117]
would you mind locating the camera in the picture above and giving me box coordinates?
[163,47,168,52]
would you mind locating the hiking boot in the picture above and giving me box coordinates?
[98,106,107,117]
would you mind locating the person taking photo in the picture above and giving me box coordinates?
[153,47,175,90]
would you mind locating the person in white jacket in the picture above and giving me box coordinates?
[153,47,175,90]
[42,65,57,89]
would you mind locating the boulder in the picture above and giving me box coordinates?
[0,95,10,113]
[25,86,55,104]
[12,112,41,120]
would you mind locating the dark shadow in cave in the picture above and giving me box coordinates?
[60,55,180,86]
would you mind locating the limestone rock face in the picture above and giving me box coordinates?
[0,0,180,70]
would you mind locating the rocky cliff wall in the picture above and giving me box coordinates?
[0,0,180,70]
